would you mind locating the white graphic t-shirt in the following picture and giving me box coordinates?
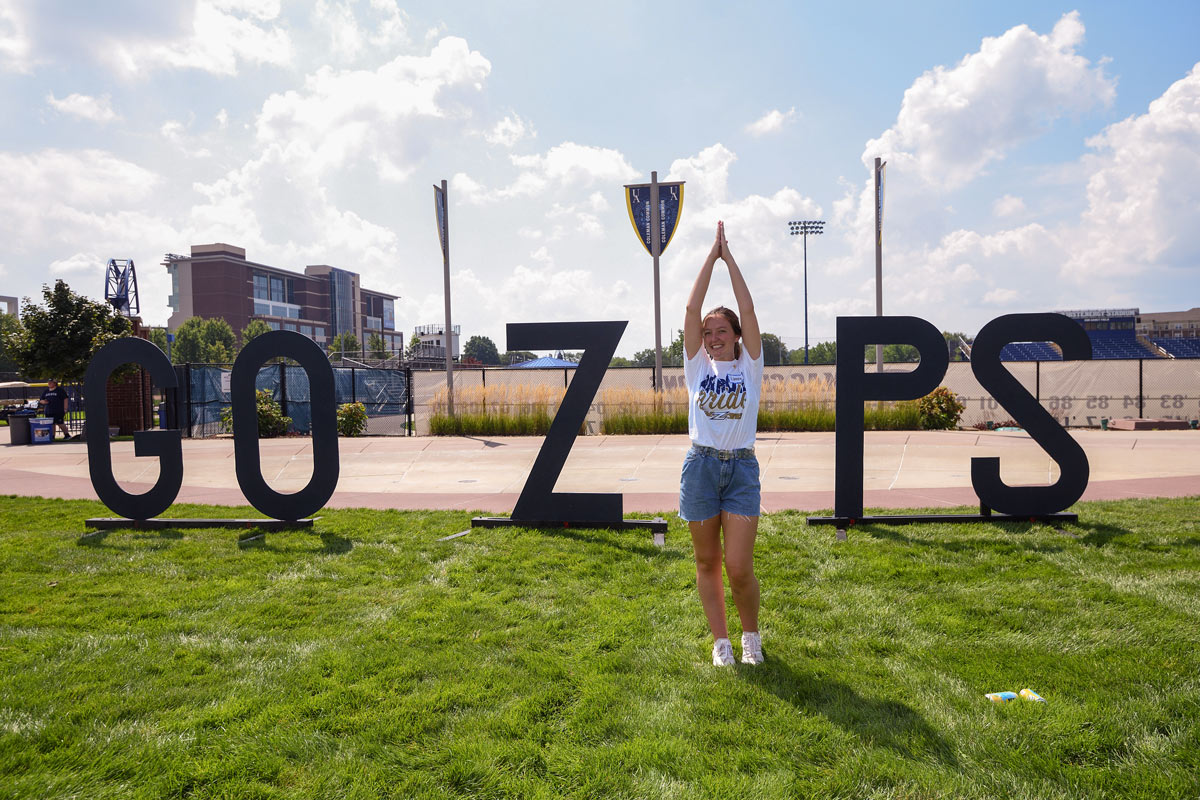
[685,346,764,451]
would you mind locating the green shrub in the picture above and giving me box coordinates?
[337,402,368,437]
[219,389,292,438]
[918,386,966,430]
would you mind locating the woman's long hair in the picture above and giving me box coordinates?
[702,306,741,360]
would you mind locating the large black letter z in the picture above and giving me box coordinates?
[508,321,626,525]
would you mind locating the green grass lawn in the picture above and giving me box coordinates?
[1,495,1198,799]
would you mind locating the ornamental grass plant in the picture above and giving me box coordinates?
[599,386,688,434]
[429,383,562,436]
[600,379,919,434]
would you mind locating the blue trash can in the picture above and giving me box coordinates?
[30,417,54,444]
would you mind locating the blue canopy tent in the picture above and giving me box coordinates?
[511,356,578,369]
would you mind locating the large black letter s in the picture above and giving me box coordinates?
[970,313,1092,515]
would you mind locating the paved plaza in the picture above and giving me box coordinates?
[1,426,1197,514]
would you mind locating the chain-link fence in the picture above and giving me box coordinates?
[407,358,1199,434]
[179,363,412,438]
[168,357,1199,437]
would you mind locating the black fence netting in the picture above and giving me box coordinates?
[182,363,411,438]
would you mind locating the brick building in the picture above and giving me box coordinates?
[164,244,402,351]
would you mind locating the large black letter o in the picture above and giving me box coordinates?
[231,331,339,520]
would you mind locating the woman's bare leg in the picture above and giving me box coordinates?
[689,515,727,640]
[721,511,760,633]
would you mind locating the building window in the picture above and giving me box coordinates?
[383,299,395,330]
[254,300,271,316]
[366,316,382,330]
[267,321,280,330]
[283,323,297,331]
[315,326,326,339]
[253,273,269,300]
[270,276,285,302]
[300,325,312,337]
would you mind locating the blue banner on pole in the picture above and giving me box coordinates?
[434,183,448,260]
[625,181,684,256]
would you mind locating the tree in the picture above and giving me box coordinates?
[147,327,168,354]
[463,335,500,365]
[760,332,787,365]
[631,330,686,368]
[173,317,236,364]
[865,343,920,363]
[7,280,132,381]
[0,310,22,375]
[944,331,972,361]
[328,331,360,358]
[631,348,656,368]
[793,340,836,364]
[367,332,388,359]
[406,333,423,360]
[609,356,633,367]
[500,350,537,365]
[241,319,272,348]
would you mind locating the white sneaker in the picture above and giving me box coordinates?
[741,631,764,665]
[712,638,735,666]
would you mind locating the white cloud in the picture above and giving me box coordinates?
[45,92,118,123]
[666,143,737,206]
[510,142,639,187]
[992,194,1025,217]
[485,113,534,147]
[745,107,796,137]
[48,251,102,275]
[312,0,408,63]
[161,119,212,158]
[0,1,32,73]
[253,36,490,180]
[0,149,159,216]
[984,288,1020,304]
[457,141,638,205]
[864,12,1114,191]
[112,0,292,76]
[1065,62,1200,282]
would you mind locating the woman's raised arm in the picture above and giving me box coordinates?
[718,223,761,360]
[684,223,723,360]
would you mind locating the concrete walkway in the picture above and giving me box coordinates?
[1,425,1197,513]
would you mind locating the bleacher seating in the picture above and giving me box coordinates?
[1086,329,1158,359]
[1153,337,1200,358]
[999,342,1061,361]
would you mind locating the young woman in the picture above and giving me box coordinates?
[681,220,764,666]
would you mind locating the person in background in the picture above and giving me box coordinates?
[39,379,72,440]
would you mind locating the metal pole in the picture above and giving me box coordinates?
[803,231,810,365]
[650,171,664,393]
[441,178,455,417]
[874,157,884,373]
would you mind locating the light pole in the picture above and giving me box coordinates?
[788,219,824,364]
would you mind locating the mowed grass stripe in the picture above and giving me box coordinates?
[1,495,1198,798]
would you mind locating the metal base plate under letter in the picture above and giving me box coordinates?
[85,518,316,531]
[808,512,1078,527]
[471,516,668,536]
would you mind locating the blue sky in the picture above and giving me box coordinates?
[1,1,1198,356]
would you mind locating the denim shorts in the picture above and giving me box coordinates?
[679,445,761,521]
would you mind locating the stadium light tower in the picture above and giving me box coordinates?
[788,219,824,364]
